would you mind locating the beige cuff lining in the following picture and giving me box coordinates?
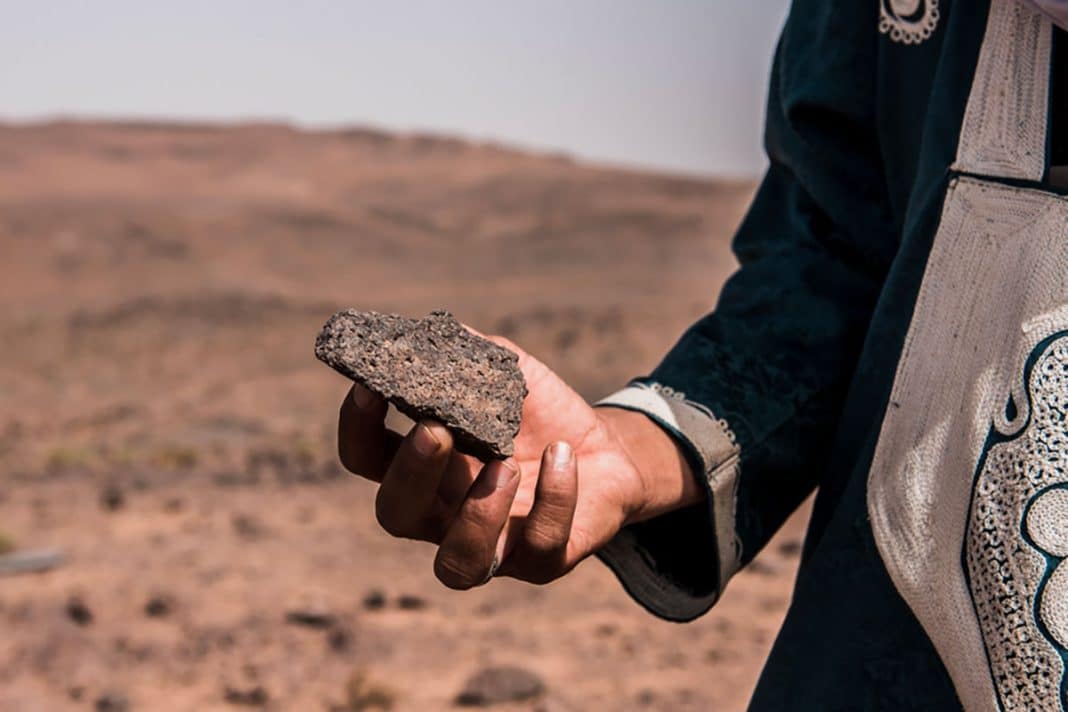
[596,382,742,587]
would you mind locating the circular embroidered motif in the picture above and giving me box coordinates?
[879,0,940,45]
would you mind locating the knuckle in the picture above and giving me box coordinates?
[337,445,360,475]
[534,487,574,515]
[338,436,377,478]
[375,492,441,542]
[521,520,567,558]
[453,498,502,533]
[374,495,411,539]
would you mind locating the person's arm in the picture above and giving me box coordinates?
[596,0,894,620]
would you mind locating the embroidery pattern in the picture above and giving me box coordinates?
[879,0,940,45]
[952,0,1051,181]
[965,332,1068,710]
[642,381,737,445]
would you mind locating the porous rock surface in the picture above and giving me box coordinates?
[315,309,526,460]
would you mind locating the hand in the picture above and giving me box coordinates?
[337,335,699,589]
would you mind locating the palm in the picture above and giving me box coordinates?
[338,332,653,588]
[451,341,638,563]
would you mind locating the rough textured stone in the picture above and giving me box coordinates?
[311,309,525,459]
[315,309,526,460]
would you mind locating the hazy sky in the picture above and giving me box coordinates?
[3,1,789,177]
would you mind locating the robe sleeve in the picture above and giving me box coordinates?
[595,0,896,621]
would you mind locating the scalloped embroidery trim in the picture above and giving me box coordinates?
[643,382,738,446]
[880,0,941,45]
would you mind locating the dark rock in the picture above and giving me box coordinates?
[231,513,266,539]
[94,691,129,712]
[66,596,93,626]
[594,623,617,637]
[315,309,526,460]
[144,594,172,618]
[100,484,125,512]
[284,604,336,629]
[395,594,426,611]
[455,665,545,706]
[362,589,387,611]
[224,685,269,706]
[326,625,351,652]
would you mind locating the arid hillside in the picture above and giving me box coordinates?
[0,122,807,711]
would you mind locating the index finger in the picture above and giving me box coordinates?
[337,383,398,482]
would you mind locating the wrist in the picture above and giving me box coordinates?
[596,406,703,525]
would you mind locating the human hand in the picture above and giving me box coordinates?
[337,335,698,589]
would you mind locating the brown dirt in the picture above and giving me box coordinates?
[0,120,807,711]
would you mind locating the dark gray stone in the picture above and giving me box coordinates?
[144,594,172,618]
[94,691,129,712]
[100,483,125,512]
[223,685,268,706]
[315,309,526,460]
[361,589,387,610]
[65,596,93,626]
[284,604,336,629]
[396,593,427,610]
[455,665,546,706]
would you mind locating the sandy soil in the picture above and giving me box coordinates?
[0,121,807,711]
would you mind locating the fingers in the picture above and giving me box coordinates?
[375,420,454,540]
[500,441,578,583]
[434,459,521,590]
[338,384,395,481]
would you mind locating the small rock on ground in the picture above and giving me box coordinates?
[284,606,336,629]
[100,484,125,512]
[144,594,172,618]
[362,589,387,610]
[455,665,545,706]
[94,691,129,712]
[395,594,427,611]
[65,596,93,626]
[224,685,269,706]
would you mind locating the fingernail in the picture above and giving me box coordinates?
[352,384,376,409]
[477,459,519,492]
[551,441,573,470]
[412,422,442,457]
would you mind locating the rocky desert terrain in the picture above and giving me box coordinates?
[0,121,807,711]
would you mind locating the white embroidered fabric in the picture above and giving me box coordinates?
[966,335,1068,709]
[869,174,1068,711]
[866,3,1067,708]
[952,0,1051,181]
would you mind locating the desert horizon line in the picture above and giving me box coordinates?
[0,113,760,184]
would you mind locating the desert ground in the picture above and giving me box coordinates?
[0,121,808,711]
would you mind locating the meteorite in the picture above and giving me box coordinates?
[315,309,526,460]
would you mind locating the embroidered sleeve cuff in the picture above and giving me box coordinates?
[593,382,742,622]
